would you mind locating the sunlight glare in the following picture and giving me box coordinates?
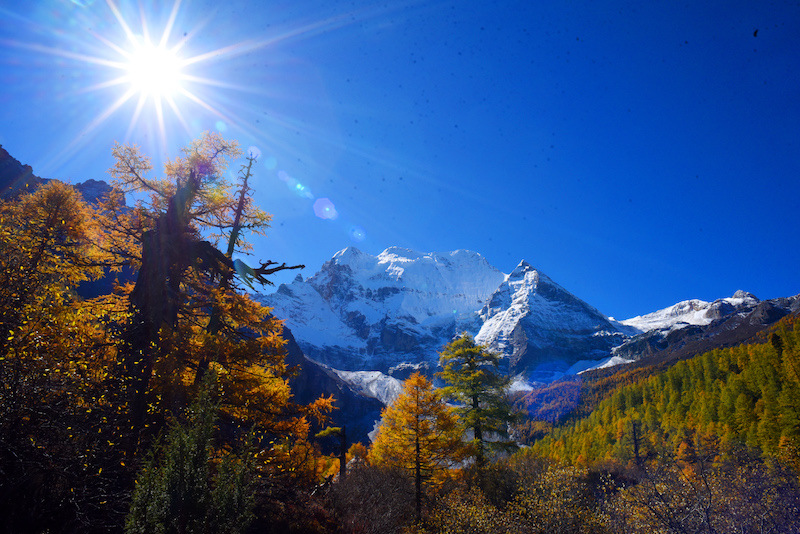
[125,40,183,98]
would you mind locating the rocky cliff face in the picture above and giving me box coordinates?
[474,261,626,380]
[0,145,46,198]
[0,145,114,204]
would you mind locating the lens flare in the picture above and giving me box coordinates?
[247,146,261,159]
[349,226,366,242]
[314,198,338,220]
[278,170,313,198]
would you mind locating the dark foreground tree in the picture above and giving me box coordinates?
[126,373,255,534]
[94,134,334,452]
[98,133,306,432]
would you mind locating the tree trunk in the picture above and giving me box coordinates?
[339,426,347,481]
[473,393,484,468]
[415,432,422,520]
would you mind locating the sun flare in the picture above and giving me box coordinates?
[125,40,183,98]
[8,0,370,175]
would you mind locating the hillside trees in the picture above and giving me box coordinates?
[530,317,800,467]
[437,333,519,467]
[0,134,335,531]
[369,372,463,519]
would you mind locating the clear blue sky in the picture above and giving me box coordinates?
[1,0,798,320]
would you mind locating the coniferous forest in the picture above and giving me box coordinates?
[2,135,799,533]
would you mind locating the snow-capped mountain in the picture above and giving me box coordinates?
[612,291,799,361]
[259,247,505,373]
[257,247,628,385]
[259,246,798,446]
[475,261,625,380]
[620,290,760,333]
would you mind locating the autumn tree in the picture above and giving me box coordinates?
[0,181,128,532]
[95,133,330,444]
[437,333,519,468]
[0,180,103,355]
[368,372,463,519]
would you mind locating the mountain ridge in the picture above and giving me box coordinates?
[258,247,631,385]
[0,144,113,203]
[258,246,800,422]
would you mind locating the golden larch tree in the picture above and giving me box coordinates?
[369,372,462,519]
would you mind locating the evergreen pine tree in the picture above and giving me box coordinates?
[437,333,519,467]
[125,373,255,534]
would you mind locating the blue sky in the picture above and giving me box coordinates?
[1,0,798,320]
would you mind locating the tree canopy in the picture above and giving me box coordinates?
[437,333,519,467]
[0,134,334,532]
[369,372,462,518]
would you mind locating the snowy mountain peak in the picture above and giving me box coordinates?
[474,261,623,379]
[329,247,371,269]
[377,247,425,263]
[257,247,506,372]
[621,291,761,333]
[729,290,759,306]
[508,260,536,279]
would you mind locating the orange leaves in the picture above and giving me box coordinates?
[369,372,463,476]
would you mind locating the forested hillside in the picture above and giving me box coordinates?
[530,317,800,467]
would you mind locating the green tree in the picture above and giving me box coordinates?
[437,333,519,467]
[368,372,463,519]
[126,373,255,534]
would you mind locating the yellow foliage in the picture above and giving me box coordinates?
[369,373,463,477]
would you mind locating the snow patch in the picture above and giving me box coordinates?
[331,369,403,406]
[508,376,536,393]
[576,356,634,374]
[621,291,759,333]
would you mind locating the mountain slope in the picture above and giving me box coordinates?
[475,261,625,380]
[530,315,800,464]
[620,290,760,333]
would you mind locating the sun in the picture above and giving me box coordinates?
[7,0,378,175]
[124,39,184,99]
